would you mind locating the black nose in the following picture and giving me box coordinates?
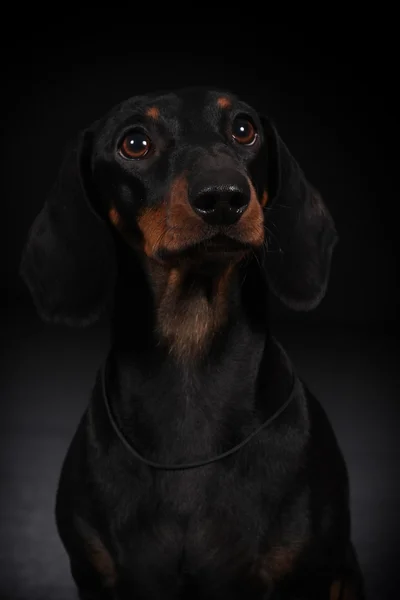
[189,171,250,226]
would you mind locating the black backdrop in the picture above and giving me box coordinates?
[1,23,399,600]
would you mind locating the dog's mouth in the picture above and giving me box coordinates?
[201,234,250,254]
[157,233,252,264]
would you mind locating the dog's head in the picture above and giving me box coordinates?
[20,87,338,326]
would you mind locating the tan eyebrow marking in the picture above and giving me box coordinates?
[74,516,117,587]
[217,96,232,109]
[146,106,160,119]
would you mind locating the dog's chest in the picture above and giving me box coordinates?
[97,390,309,595]
[113,458,298,597]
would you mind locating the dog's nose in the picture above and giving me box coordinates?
[189,171,250,226]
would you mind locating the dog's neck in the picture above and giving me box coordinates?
[105,246,295,461]
[103,247,294,464]
[110,241,263,361]
[143,257,241,364]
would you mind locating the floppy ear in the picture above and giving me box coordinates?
[19,129,117,326]
[261,117,338,311]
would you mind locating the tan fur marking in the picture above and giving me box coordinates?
[75,516,117,587]
[150,261,236,363]
[146,106,160,119]
[260,190,268,207]
[217,96,232,109]
[227,177,264,247]
[167,174,199,247]
[137,203,168,257]
[256,541,304,586]
[137,175,204,257]
[109,206,121,228]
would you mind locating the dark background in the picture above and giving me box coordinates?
[1,24,399,599]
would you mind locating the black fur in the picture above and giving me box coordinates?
[20,88,364,599]
[261,118,338,311]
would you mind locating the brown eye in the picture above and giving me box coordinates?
[231,117,257,145]
[119,130,152,159]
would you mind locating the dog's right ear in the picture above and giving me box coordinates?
[19,129,117,326]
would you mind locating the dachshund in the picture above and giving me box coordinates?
[19,87,365,599]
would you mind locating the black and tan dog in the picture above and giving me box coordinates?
[20,88,364,599]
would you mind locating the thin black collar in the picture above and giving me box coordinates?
[101,359,301,471]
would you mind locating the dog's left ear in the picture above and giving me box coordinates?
[260,116,338,311]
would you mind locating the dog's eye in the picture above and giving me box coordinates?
[119,130,152,159]
[231,117,257,146]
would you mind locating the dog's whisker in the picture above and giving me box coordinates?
[265,226,283,254]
